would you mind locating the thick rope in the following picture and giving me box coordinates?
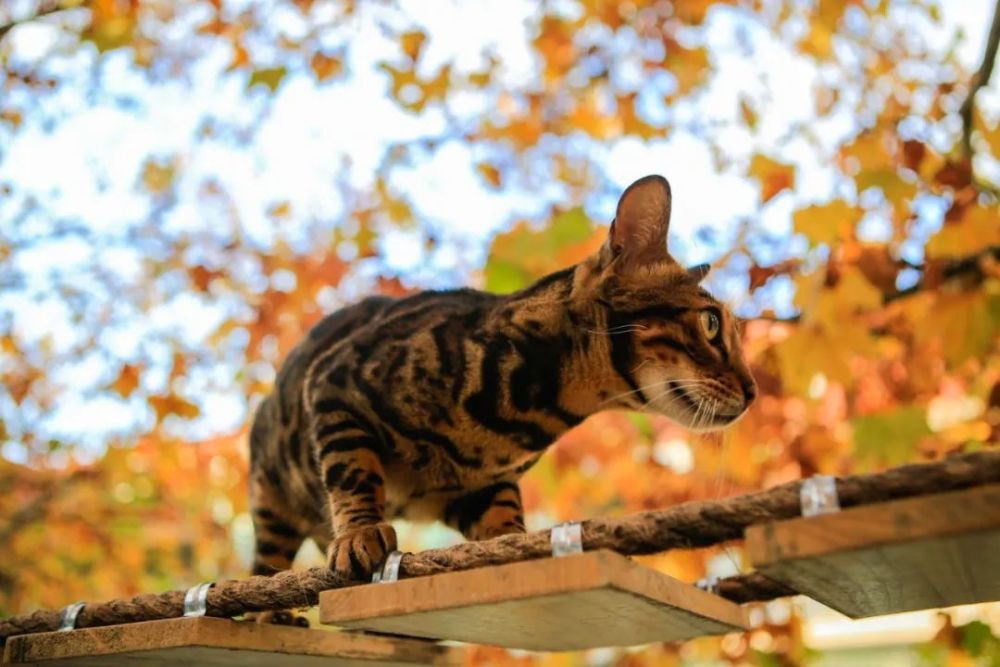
[1,450,996,643]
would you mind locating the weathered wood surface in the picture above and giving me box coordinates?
[2,616,458,666]
[321,549,747,651]
[746,484,1000,618]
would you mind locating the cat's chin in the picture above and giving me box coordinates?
[643,405,746,432]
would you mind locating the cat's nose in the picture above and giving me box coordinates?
[741,378,757,405]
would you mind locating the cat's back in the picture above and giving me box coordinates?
[279,287,497,391]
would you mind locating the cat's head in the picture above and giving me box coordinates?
[573,175,756,431]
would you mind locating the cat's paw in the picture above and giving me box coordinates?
[245,610,310,627]
[327,522,398,579]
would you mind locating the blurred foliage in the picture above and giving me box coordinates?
[1,0,999,664]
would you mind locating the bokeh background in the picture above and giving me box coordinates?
[1,0,999,664]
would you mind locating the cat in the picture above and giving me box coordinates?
[247,175,756,601]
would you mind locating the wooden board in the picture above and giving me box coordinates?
[2,616,458,666]
[746,484,1000,618]
[320,549,747,651]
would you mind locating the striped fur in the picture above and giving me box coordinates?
[248,175,756,586]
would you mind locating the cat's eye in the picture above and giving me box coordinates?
[699,310,720,340]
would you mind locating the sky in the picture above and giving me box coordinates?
[0,0,997,452]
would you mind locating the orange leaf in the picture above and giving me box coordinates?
[749,154,795,203]
[476,162,502,188]
[400,30,426,62]
[149,394,200,423]
[112,364,141,399]
[310,52,343,82]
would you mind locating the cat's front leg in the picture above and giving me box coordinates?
[444,480,526,541]
[310,407,397,578]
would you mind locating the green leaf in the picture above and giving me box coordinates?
[959,620,998,656]
[484,207,601,294]
[248,67,288,93]
[852,407,931,468]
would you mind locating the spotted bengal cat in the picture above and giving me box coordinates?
[248,175,756,616]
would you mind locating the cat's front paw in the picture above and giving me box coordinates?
[327,522,398,579]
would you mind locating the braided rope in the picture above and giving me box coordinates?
[1,450,996,643]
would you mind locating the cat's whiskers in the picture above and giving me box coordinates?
[601,377,702,407]
[636,380,706,412]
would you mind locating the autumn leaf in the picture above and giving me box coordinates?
[792,200,863,246]
[140,158,176,195]
[749,154,795,203]
[476,162,502,188]
[310,52,343,82]
[485,208,602,293]
[926,205,1000,258]
[188,265,222,292]
[665,44,710,97]
[247,67,287,93]
[852,407,932,469]
[399,30,427,62]
[111,364,142,398]
[148,394,201,423]
[267,201,292,219]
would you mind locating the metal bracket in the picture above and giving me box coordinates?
[58,602,86,632]
[372,551,404,584]
[550,521,583,557]
[183,582,214,617]
[800,475,840,517]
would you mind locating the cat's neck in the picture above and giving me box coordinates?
[488,266,608,423]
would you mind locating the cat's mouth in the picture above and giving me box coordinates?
[666,380,745,428]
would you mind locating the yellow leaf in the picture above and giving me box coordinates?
[566,97,620,139]
[800,23,833,59]
[926,205,1000,258]
[749,154,795,203]
[267,201,292,218]
[793,200,863,246]
[534,16,577,85]
[140,158,176,195]
[739,96,758,130]
[668,45,710,96]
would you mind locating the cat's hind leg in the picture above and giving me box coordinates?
[444,480,526,541]
[246,473,310,627]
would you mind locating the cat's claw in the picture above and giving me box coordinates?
[327,522,398,579]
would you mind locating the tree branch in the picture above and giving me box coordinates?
[0,1,80,43]
[960,0,1000,160]
[884,244,1000,303]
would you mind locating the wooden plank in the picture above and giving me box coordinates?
[320,549,747,651]
[745,484,1000,618]
[2,616,458,666]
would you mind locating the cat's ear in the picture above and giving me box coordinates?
[605,175,675,272]
[687,263,711,282]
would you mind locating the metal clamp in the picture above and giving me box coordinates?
[695,576,720,595]
[372,551,404,584]
[58,602,86,631]
[800,475,840,517]
[550,521,583,557]
[183,582,214,617]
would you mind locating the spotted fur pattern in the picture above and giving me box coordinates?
[248,175,756,593]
